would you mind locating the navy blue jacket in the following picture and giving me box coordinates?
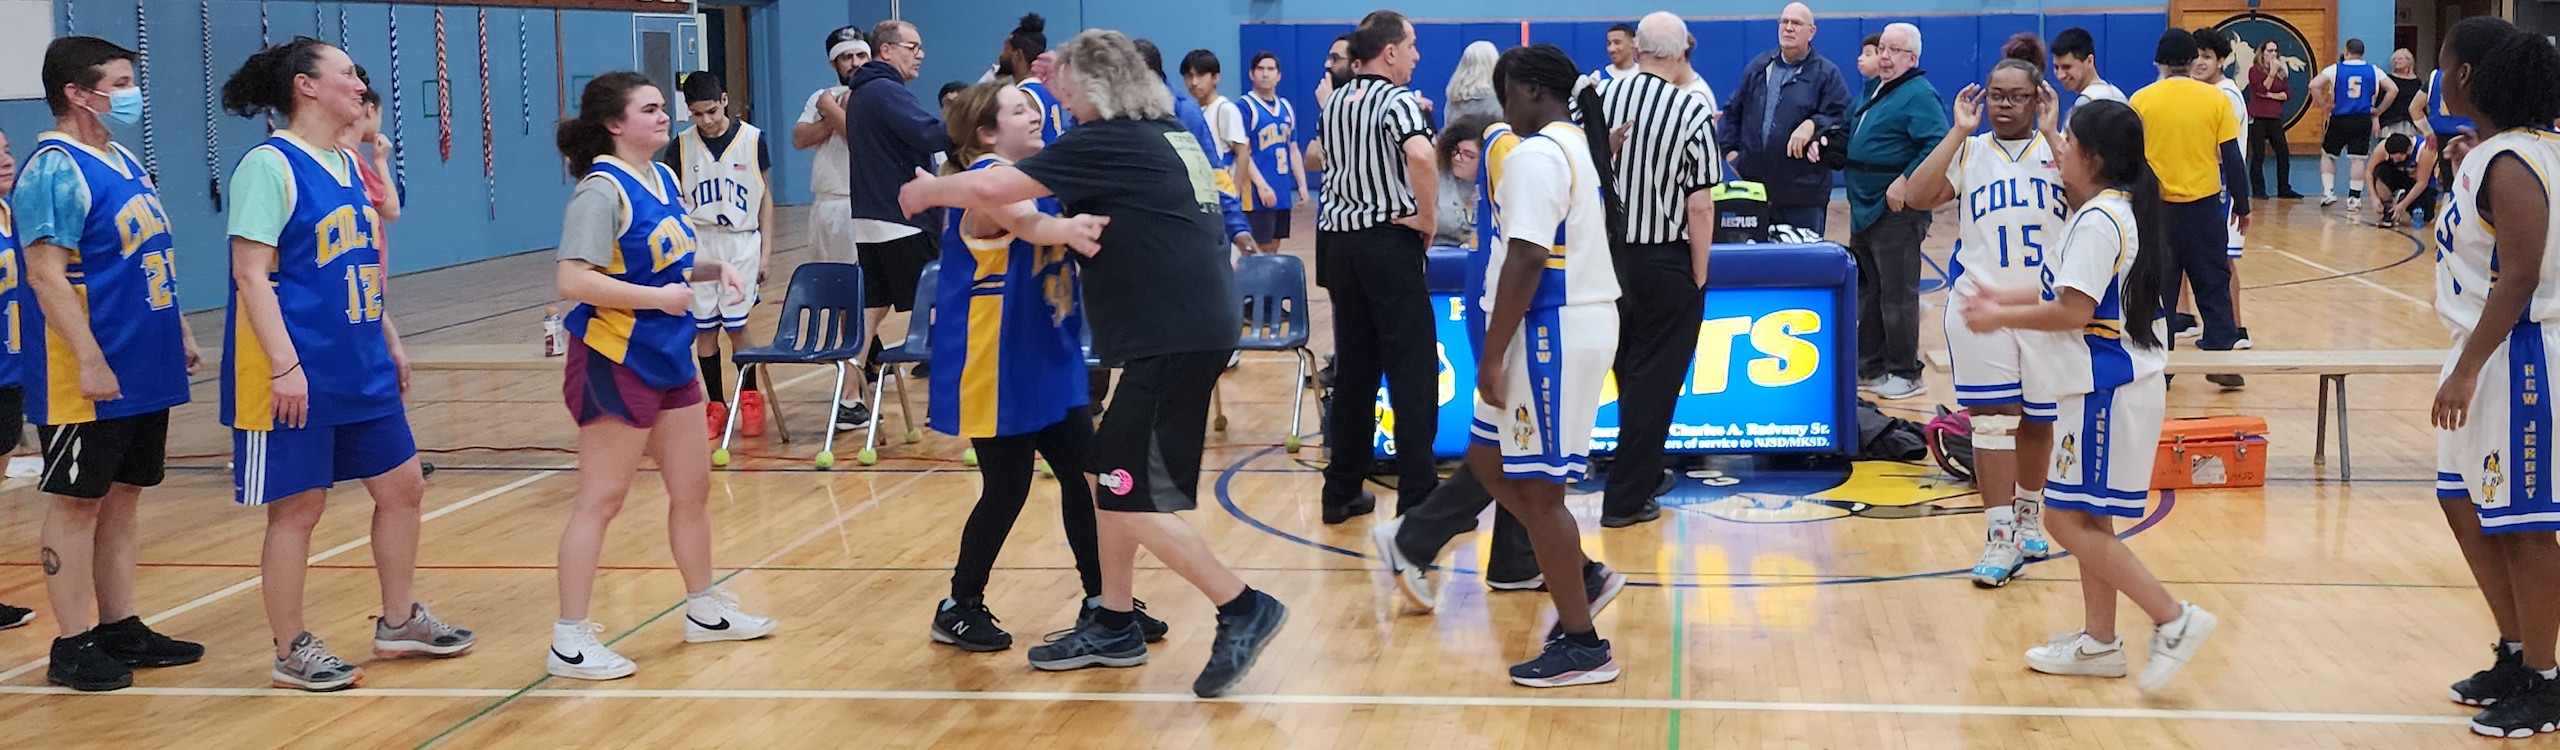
[1715,47,1852,208]
[844,60,953,234]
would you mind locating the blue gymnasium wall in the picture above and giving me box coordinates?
[886,0,2394,191]
[0,0,870,312]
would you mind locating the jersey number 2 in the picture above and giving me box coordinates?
[140,249,177,310]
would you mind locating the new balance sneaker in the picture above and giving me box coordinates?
[682,588,779,643]
[0,602,31,630]
[1510,635,1620,688]
[737,390,767,437]
[1485,574,1546,591]
[374,602,476,659]
[46,633,133,692]
[1193,590,1289,698]
[2025,631,2129,678]
[1370,517,1436,612]
[1972,524,2027,588]
[2138,602,2219,691]
[547,620,636,680]
[2457,644,2536,706]
[272,632,362,692]
[706,400,730,441]
[2473,671,2560,739]
[2016,500,2052,558]
[833,401,873,432]
[1028,620,1148,671]
[1073,598,1170,643]
[930,597,1012,652]
[92,616,203,668]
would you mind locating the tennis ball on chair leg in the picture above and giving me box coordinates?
[962,447,978,467]
[814,450,835,470]
[713,449,730,467]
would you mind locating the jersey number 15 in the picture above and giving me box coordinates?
[1997,224,2045,267]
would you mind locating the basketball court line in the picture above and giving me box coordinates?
[0,471,562,684]
[2266,247,2431,308]
[0,683,2475,727]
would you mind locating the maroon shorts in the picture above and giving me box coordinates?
[563,335,703,429]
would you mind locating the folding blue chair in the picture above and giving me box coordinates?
[862,261,940,466]
[715,262,866,469]
[1213,253,1319,453]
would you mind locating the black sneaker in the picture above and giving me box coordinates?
[1601,499,1661,528]
[92,616,203,668]
[1322,490,1376,525]
[1509,634,1620,688]
[0,602,32,630]
[1074,598,1169,643]
[1027,620,1148,671]
[2458,644,2537,707]
[2473,670,2560,738]
[1546,562,1630,641]
[2205,373,2246,390]
[930,597,1012,652]
[47,633,133,692]
[833,401,874,432]
[1193,590,1289,698]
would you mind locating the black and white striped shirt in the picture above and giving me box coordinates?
[1600,71,1722,244]
[1317,75,1434,232]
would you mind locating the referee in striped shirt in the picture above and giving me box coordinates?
[1597,12,1721,527]
[1317,9,1439,523]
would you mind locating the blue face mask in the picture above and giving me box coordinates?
[90,86,143,125]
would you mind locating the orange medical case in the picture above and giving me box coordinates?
[2152,415,2269,490]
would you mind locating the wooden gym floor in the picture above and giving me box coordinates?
[0,199,2541,749]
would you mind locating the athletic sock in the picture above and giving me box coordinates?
[556,619,582,628]
[2508,640,2527,655]
[739,365,759,393]
[1094,606,1136,629]
[1985,506,2016,526]
[1561,629,1603,647]
[2541,667,2558,680]
[2016,486,2044,503]
[700,354,725,401]
[1216,588,1262,618]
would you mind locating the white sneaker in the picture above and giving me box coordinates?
[1870,375,1926,400]
[2015,500,2052,559]
[683,588,779,643]
[2025,631,2129,677]
[548,620,637,680]
[1971,525,2027,588]
[2139,602,2220,691]
[2321,195,2338,206]
[1485,574,1545,591]
[1856,375,1885,394]
[1369,518,1436,612]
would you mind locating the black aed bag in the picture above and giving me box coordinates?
[1711,180,1771,244]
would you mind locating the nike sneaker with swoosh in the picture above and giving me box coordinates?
[2138,602,2219,691]
[2025,630,2128,678]
[548,620,636,681]
[683,588,779,643]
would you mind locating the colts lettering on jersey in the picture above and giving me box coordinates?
[1036,244,1076,327]
[1256,122,1290,151]
[1967,176,2068,268]
[313,205,373,267]
[646,216,695,272]
[112,194,170,257]
[689,177,753,227]
[0,245,18,355]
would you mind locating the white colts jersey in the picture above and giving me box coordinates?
[2438,128,2560,336]
[677,122,765,232]
[2023,190,2166,403]
[1485,121,1622,313]
[1950,133,2068,292]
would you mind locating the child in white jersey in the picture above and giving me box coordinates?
[2423,16,2560,739]
[1958,99,2218,692]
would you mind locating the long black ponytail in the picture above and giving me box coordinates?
[1492,43,1627,240]
[2064,100,2171,350]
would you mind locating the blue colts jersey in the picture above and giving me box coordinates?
[1021,79,1074,145]
[2428,70,2475,140]
[2331,60,2380,116]
[929,156,1090,438]
[0,201,20,390]
[562,157,699,390]
[223,135,401,431]
[22,135,189,425]
[1241,93,1299,211]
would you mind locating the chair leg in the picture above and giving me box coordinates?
[2336,375,2353,482]
[2312,375,2332,469]
[716,364,746,458]
[763,364,793,444]
[1210,381,1226,433]
[864,373,888,457]
[819,362,847,460]
[1289,348,1310,438]
[893,368,920,443]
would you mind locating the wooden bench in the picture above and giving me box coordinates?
[2165,348,2442,481]
[405,344,559,371]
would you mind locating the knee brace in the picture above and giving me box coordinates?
[1972,413,2022,451]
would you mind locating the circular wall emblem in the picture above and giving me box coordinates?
[2211,14,2321,130]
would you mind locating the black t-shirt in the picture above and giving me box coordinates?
[2381,75,2420,126]
[1015,117,1240,363]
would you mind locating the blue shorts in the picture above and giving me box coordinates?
[232,412,419,506]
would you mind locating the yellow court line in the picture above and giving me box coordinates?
[0,685,2475,727]
[0,471,563,684]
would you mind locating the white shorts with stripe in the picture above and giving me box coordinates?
[2043,375,2167,518]
[689,228,763,330]
[1471,304,1618,483]
[1943,297,2051,416]
[2440,322,2560,533]
[2225,196,2245,258]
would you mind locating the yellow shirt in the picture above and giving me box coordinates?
[2128,77,2239,203]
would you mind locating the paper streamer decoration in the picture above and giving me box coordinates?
[312,1,320,41]
[517,12,529,135]
[479,8,494,218]
[63,0,73,33]
[259,0,268,43]
[134,0,157,184]
[435,8,450,161]
[201,0,221,211]
[390,5,407,200]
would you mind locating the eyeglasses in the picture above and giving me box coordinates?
[1985,91,2036,105]
[889,40,923,54]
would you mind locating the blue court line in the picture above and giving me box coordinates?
[1211,444,2176,589]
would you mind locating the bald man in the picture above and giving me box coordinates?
[1716,2,1851,235]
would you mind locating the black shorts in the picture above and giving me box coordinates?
[2323,116,2374,156]
[858,231,939,312]
[1087,350,1228,513]
[0,385,22,455]
[37,409,169,499]
[1246,210,1293,244]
